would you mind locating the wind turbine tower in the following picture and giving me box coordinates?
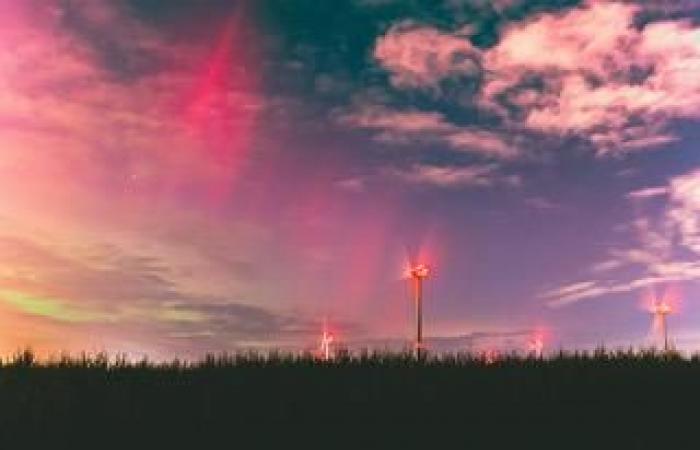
[409,264,430,359]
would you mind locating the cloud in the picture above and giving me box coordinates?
[524,196,560,210]
[483,2,638,74]
[369,1,700,155]
[340,105,519,159]
[374,23,481,89]
[340,105,522,186]
[387,163,520,188]
[0,290,114,323]
[668,169,700,253]
[0,230,325,353]
[544,276,667,307]
[335,177,366,193]
[58,0,175,78]
[0,0,263,212]
[543,281,598,301]
[627,186,669,200]
[342,106,451,134]
[544,168,700,306]
[0,3,284,356]
[484,1,700,154]
[445,129,518,159]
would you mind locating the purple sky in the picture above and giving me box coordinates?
[2,0,700,358]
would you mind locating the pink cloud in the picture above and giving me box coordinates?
[445,129,518,159]
[627,186,669,200]
[0,1,279,355]
[371,1,700,155]
[387,163,520,188]
[482,1,700,153]
[374,23,481,89]
[484,2,637,74]
[340,105,518,159]
[0,0,263,210]
[341,106,451,133]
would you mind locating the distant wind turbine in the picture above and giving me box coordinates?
[527,334,545,358]
[319,320,335,361]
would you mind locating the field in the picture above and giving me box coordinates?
[0,349,697,448]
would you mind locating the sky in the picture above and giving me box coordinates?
[2,0,700,359]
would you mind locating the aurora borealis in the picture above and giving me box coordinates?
[2,0,700,358]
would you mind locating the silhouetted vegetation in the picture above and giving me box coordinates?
[0,348,697,448]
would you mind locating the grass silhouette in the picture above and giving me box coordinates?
[0,347,697,448]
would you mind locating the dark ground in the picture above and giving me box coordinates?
[0,350,697,449]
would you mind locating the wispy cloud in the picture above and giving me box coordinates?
[0,229,327,353]
[340,105,518,159]
[386,163,520,188]
[668,169,700,253]
[544,276,668,307]
[524,197,560,210]
[445,129,519,160]
[335,177,366,193]
[0,0,263,211]
[341,106,451,134]
[627,186,669,200]
[544,168,700,306]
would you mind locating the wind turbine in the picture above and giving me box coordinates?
[651,300,672,352]
[319,320,335,361]
[527,334,545,359]
[408,264,430,359]
[526,328,550,358]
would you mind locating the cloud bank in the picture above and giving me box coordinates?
[350,0,700,164]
